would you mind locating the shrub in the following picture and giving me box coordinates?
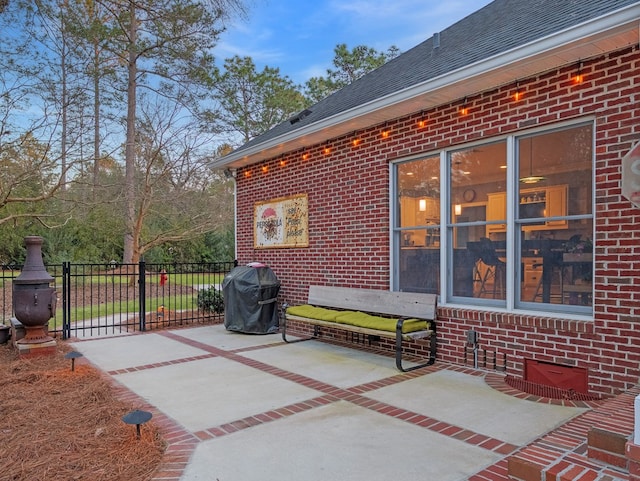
[196,286,225,313]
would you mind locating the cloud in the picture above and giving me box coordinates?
[217,44,285,67]
[215,0,493,84]
[326,0,490,49]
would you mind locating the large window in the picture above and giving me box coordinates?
[393,122,594,315]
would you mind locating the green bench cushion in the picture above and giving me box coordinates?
[286,305,351,322]
[286,305,431,333]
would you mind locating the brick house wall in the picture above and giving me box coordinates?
[234,45,640,397]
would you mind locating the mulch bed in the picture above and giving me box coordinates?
[0,341,165,481]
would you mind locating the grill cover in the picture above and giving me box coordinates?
[222,264,280,334]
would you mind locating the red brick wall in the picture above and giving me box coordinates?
[234,45,640,397]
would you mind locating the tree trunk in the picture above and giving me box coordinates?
[92,38,100,201]
[123,1,137,264]
[60,13,67,191]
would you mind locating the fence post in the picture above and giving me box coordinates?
[138,261,146,331]
[62,261,71,340]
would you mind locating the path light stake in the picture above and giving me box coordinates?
[122,410,152,439]
[12,236,57,355]
[64,351,83,371]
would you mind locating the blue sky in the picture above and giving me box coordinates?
[217,0,493,85]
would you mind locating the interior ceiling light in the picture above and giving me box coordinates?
[520,137,546,184]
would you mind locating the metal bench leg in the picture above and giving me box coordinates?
[281,304,318,344]
[395,319,436,372]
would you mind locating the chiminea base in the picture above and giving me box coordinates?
[16,325,54,345]
[10,318,50,346]
[16,339,57,357]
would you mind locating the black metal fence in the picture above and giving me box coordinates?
[1,260,237,340]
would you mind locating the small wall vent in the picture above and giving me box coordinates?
[289,109,312,125]
[524,359,588,394]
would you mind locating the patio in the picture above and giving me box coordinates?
[68,324,616,481]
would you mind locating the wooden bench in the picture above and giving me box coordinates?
[282,286,437,372]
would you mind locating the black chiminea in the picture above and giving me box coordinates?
[12,236,57,348]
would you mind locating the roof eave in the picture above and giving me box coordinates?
[213,3,640,170]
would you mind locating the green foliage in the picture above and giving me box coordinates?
[213,55,309,142]
[142,226,235,264]
[196,285,224,313]
[304,43,400,103]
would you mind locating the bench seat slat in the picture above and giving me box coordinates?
[308,286,437,320]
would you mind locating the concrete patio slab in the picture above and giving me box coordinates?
[112,355,322,432]
[70,332,209,371]
[240,339,412,388]
[170,324,286,350]
[367,368,586,445]
[181,400,502,481]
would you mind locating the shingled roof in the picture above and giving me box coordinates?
[216,0,640,168]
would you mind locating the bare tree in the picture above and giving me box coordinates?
[97,0,244,263]
[0,8,79,228]
[130,96,232,260]
[0,131,74,228]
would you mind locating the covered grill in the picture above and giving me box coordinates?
[222,263,281,334]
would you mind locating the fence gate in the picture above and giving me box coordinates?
[0,261,235,340]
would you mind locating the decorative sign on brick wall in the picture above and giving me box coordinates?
[254,194,309,248]
[622,141,640,209]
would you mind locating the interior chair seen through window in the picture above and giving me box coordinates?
[477,237,506,298]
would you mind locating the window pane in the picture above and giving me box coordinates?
[519,220,593,307]
[399,246,439,294]
[451,226,500,298]
[517,124,593,310]
[519,228,563,304]
[518,125,592,219]
[398,156,440,226]
[449,142,506,302]
[468,236,506,300]
[397,155,440,293]
[451,142,506,224]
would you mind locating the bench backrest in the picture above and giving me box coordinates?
[308,285,437,320]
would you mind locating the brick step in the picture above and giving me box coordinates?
[588,427,630,468]
[508,448,628,481]
[586,386,639,469]
[507,385,640,481]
